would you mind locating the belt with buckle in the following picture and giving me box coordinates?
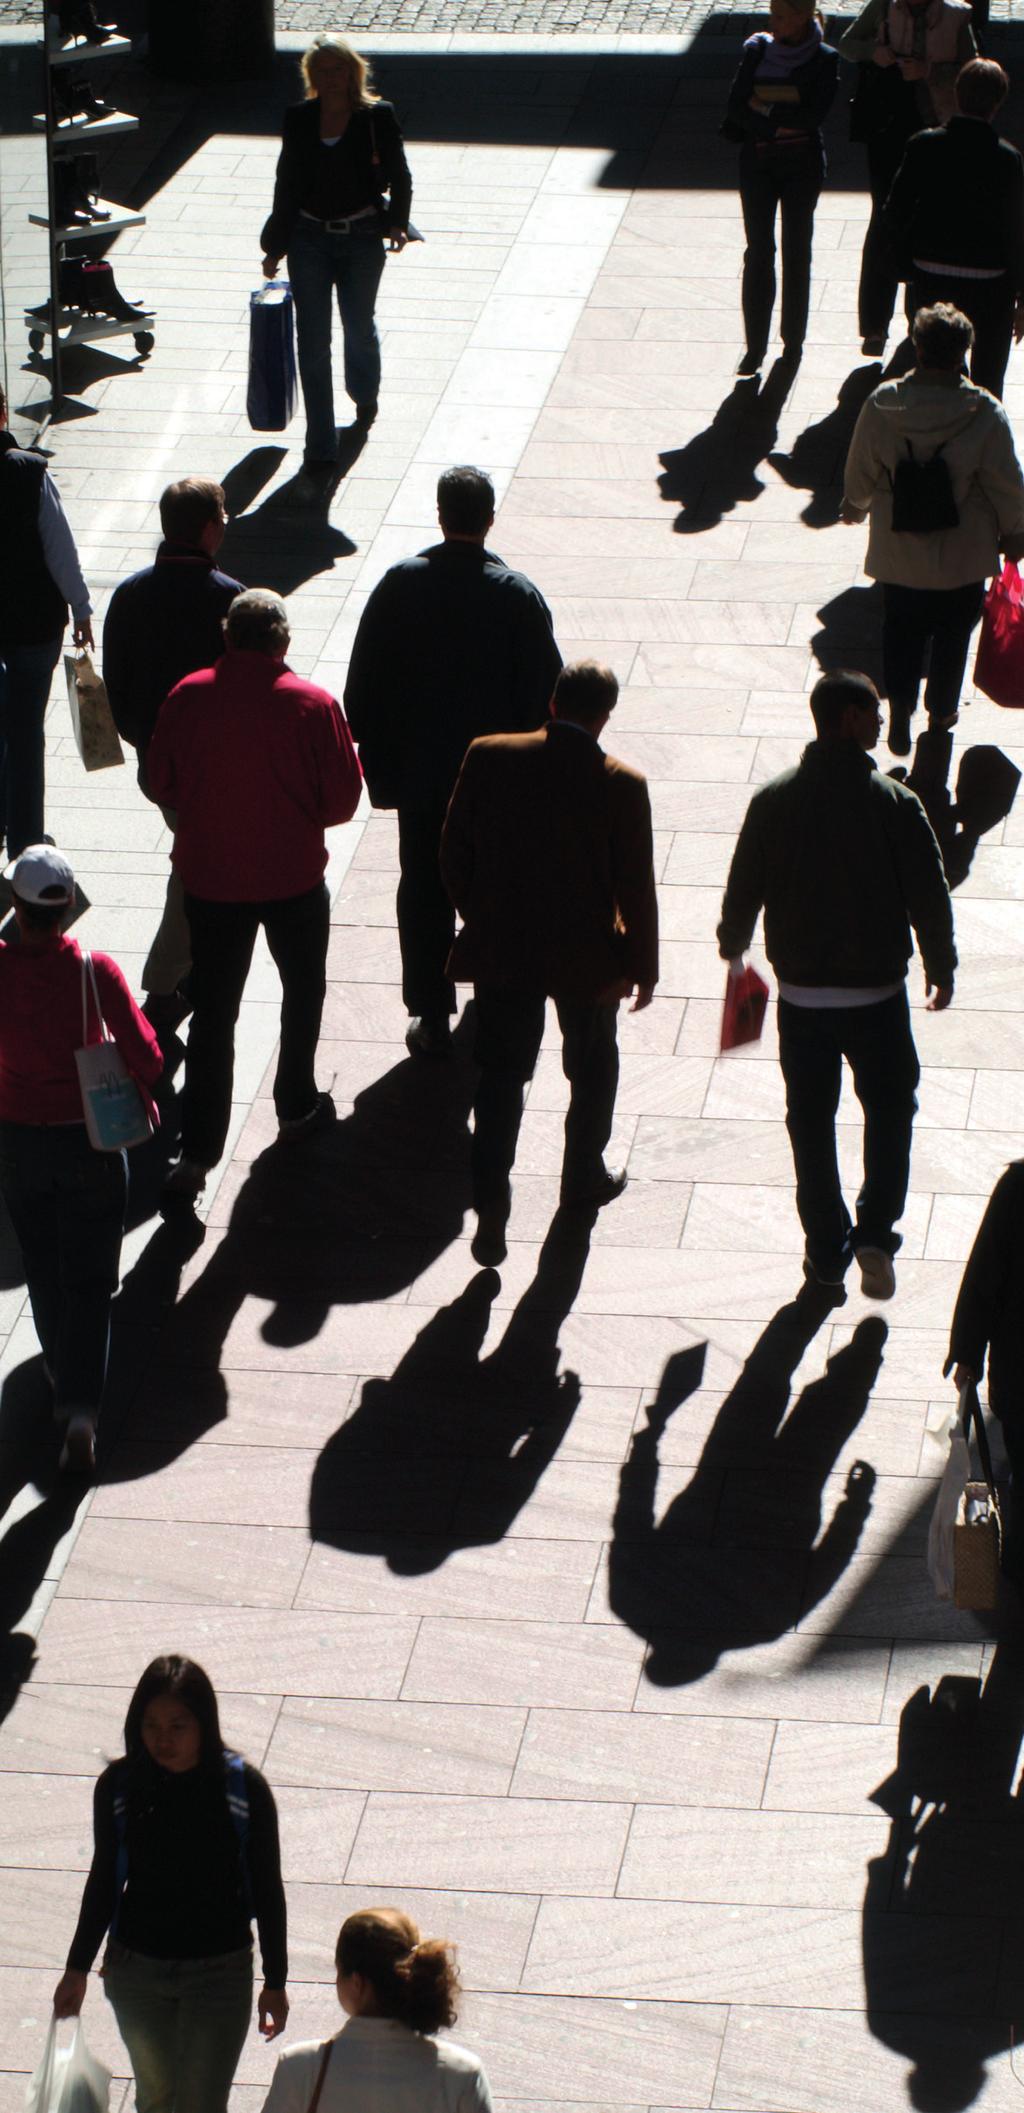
[299,206,378,234]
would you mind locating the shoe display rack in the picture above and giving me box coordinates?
[25,4,156,406]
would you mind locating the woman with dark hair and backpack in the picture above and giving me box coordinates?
[842,300,1024,755]
[261,1908,493,2113]
[53,1655,288,2113]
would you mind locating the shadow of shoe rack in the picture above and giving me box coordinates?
[25,3,156,408]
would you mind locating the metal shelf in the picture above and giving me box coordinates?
[29,204,147,240]
[34,110,140,144]
[47,32,131,65]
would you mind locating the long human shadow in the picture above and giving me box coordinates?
[892,726,1021,891]
[863,1642,1024,2111]
[767,362,882,528]
[97,1033,477,1476]
[0,1363,84,1725]
[217,433,365,594]
[657,359,796,534]
[609,1299,887,1688]
[309,1205,595,1568]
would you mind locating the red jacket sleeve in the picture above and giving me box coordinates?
[145,692,178,808]
[92,955,163,1087]
[316,700,363,827]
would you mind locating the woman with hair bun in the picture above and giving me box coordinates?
[261,1908,493,2113]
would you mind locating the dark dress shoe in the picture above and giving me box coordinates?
[888,705,913,758]
[405,1015,451,1058]
[471,1208,507,1268]
[560,1164,628,1208]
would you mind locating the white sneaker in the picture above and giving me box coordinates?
[856,1246,896,1301]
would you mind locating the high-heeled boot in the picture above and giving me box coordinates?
[53,72,115,121]
[79,258,150,321]
[57,1,116,42]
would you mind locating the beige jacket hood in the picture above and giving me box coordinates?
[843,370,1024,589]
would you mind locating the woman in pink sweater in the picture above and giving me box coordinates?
[0,843,161,1472]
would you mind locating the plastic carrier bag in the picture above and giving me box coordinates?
[247,280,298,432]
[973,561,1024,709]
[25,2019,111,2113]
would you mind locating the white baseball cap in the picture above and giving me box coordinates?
[8,842,75,906]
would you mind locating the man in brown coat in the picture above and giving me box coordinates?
[440,659,659,1266]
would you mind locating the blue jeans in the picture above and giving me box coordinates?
[0,635,62,856]
[286,216,386,459]
[0,1121,127,1416]
[104,1940,253,2113]
[777,989,920,1278]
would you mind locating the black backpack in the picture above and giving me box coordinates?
[891,439,960,534]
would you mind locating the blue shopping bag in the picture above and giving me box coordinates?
[247,280,298,432]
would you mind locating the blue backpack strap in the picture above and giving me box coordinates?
[224,1751,253,1915]
[111,1773,129,1935]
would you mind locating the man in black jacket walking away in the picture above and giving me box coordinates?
[718,670,956,1303]
[103,477,242,1040]
[344,464,562,1057]
[884,59,1024,398]
[0,383,92,857]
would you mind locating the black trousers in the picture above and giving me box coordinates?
[396,798,455,1021]
[181,882,329,1167]
[858,129,912,340]
[471,986,620,1211]
[777,989,920,1278]
[739,143,821,360]
[882,579,986,725]
[909,270,1015,401]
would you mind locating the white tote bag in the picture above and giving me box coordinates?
[927,1397,972,1601]
[75,953,153,1153]
[25,2017,111,2113]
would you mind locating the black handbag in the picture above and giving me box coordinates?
[849,57,908,143]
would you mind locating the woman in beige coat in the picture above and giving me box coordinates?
[842,301,1024,755]
[260,1910,493,2113]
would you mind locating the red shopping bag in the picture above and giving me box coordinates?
[720,963,770,1053]
[973,562,1024,708]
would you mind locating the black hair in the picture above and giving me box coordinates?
[809,669,879,735]
[123,1654,225,1772]
[436,465,495,537]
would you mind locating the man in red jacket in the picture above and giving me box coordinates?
[147,588,362,1205]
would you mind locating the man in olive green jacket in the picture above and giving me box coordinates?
[718,668,955,1302]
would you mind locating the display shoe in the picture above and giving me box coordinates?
[53,159,109,226]
[53,73,115,121]
[79,259,150,321]
[57,255,87,307]
[58,0,117,40]
[59,160,112,220]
